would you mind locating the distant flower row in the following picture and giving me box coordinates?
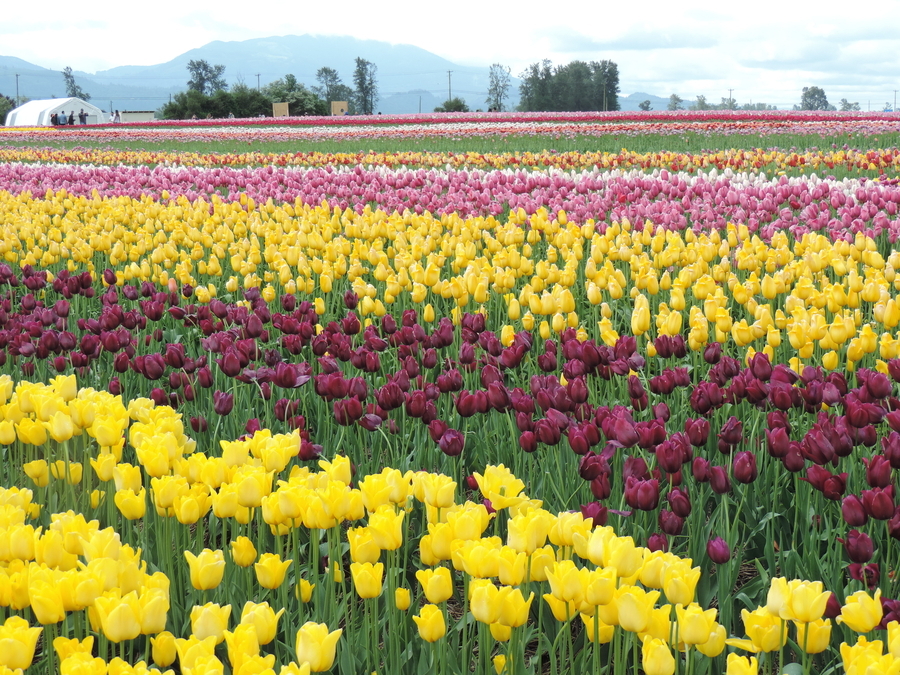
[1,111,900,144]
[2,146,900,174]
[3,161,900,243]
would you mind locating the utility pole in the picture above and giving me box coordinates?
[15,74,19,105]
[447,71,452,101]
[728,89,734,109]
[256,74,261,91]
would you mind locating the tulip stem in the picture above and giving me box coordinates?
[44,621,56,675]
[431,641,440,675]
[802,622,811,675]
[777,619,786,675]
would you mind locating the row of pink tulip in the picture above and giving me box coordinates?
[2,117,900,143]
[3,108,900,131]
[4,162,900,242]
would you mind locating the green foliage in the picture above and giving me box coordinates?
[667,94,683,111]
[486,64,511,111]
[352,58,378,115]
[0,94,13,124]
[217,82,271,117]
[800,86,831,111]
[434,97,470,113]
[62,67,90,101]
[690,95,711,111]
[638,100,651,111]
[839,99,861,111]
[159,90,209,120]
[263,76,327,116]
[518,59,619,112]
[160,78,326,120]
[312,68,354,114]
[187,60,228,96]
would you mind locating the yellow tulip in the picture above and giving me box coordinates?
[28,579,67,624]
[416,566,453,604]
[368,504,404,550]
[114,488,146,520]
[676,603,717,646]
[0,615,41,669]
[190,603,232,645]
[497,587,533,628]
[641,636,675,675]
[51,460,83,484]
[794,618,831,654]
[419,473,456,509]
[662,562,701,606]
[490,622,511,642]
[616,586,660,634]
[294,622,342,672]
[185,549,226,591]
[295,579,315,603]
[838,589,883,633]
[470,579,502,624]
[254,553,292,590]
[725,653,758,675]
[139,587,169,635]
[23,459,49,487]
[230,537,257,568]
[347,527,381,564]
[741,607,786,652]
[696,623,726,657]
[350,562,383,600]
[93,591,142,642]
[151,631,177,667]
[48,411,75,443]
[54,636,94,662]
[413,604,445,642]
[581,611,615,643]
[395,587,411,611]
[240,601,285,646]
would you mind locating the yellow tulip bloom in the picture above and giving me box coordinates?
[184,549,226,591]
[413,604,445,642]
[295,622,342,672]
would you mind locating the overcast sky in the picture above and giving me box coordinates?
[4,0,900,110]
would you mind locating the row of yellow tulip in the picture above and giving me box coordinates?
[0,377,896,674]
[0,145,897,173]
[4,187,900,366]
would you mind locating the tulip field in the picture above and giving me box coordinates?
[3,110,900,675]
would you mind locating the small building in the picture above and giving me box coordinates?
[4,97,106,126]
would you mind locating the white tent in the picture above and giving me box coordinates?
[5,98,106,126]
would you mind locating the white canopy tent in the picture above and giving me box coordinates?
[5,98,106,126]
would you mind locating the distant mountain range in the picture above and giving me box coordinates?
[0,36,692,115]
[0,35,520,114]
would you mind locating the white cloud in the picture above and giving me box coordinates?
[2,0,899,109]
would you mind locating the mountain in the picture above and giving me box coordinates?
[0,36,520,114]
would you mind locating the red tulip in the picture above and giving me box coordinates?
[838,530,873,563]
[706,537,731,564]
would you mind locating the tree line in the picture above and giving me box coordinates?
[516,59,620,112]
[159,58,380,119]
